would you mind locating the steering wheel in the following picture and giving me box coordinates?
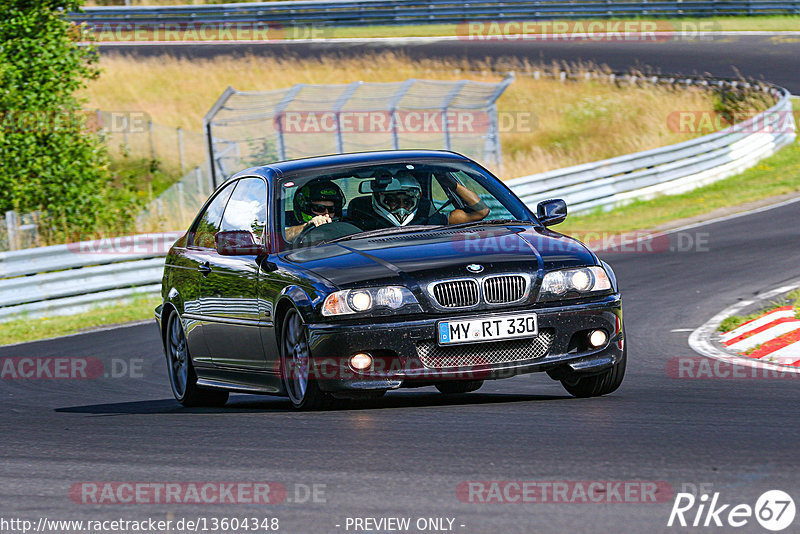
[419,199,453,225]
[293,220,363,248]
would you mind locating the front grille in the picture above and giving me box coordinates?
[431,279,480,308]
[416,329,555,369]
[483,275,527,304]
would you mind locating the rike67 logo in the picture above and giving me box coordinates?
[668,490,796,531]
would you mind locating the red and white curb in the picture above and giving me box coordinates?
[689,279,800,374]
[720,306,800,365]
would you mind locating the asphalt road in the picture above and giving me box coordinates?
[2,34,800,534]
[100,33,800,92]
[3,199,800,533]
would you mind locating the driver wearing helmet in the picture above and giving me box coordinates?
[285,179,345,241]
[350,170,490,231]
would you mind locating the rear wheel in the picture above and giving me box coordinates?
[165,312,229,407]
[280,308,335,410]
[560,343,626,398]
[435,380,484,395]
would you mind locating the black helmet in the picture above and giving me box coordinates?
[293,179,344,224]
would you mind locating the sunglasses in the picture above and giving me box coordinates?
[381,193,417,209]
[310,202,337,215]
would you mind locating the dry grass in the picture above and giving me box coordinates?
[84,53,726,178]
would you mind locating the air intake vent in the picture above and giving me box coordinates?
[416,329,555,368]
[430,279,480,308]
[483,275,527,304]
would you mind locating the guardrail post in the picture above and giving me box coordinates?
[5,210,19,251]
[387,79,416,150]
[333,82,362,154]
[148,120,156,160]
[272,84,306,162]
[122,114,130,151]
[177,127,185,174]
[196,167,205,196]
[177,181,185,219]
[440,81,467,152]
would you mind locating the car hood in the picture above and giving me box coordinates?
[283,225,596,288]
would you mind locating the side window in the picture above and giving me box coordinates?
[439,171,513,220]
[220,178,268,244]
[189,181,236,248]
[430,174,449,209]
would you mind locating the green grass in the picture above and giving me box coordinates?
[0,296,161,346]
[94,15,800,41]
[321,16,800,39]
[559,138,800,235]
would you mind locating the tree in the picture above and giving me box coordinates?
[0,0,110,239]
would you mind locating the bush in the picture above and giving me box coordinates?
[0,0,111,240]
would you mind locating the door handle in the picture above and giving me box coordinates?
[198,262,212,275]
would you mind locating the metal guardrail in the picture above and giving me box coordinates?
[0,79,794,322]
[507,78,796,213]
[71,1,800,28]
[0,234,181,321]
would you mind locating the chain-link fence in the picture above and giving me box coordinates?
[1,211,45,251]
[204,75,514,186]
[95,110,207,174]
[135,165,214,232]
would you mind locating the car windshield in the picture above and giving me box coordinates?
[278,159,533,250]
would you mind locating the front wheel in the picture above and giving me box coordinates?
[280,308,335,410]
[165,312,229,407]
[560,343,626,398]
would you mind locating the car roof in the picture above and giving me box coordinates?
[234,150,471,180]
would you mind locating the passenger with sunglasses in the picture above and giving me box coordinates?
[285,179,345,240]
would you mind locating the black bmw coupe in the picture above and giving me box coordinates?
[155,150,625,409]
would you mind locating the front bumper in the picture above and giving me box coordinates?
[304,295,623,392]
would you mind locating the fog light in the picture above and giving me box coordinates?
[589,329,608,348]
[350,353,373,370]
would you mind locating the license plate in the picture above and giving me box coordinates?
[437,313,538,345]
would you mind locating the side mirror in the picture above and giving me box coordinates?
[215,230,267,256]
[536,199,567,226]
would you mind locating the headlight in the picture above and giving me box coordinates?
[539,266,612,300]
[322,286,418,316]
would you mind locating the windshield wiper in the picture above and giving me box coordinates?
[317,225,433,246]
[436,218,534,231]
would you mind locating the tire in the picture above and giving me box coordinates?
[165,311,229,407]
[280,308,336,410]
[435,380,484,395]
[560,342,626,398]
